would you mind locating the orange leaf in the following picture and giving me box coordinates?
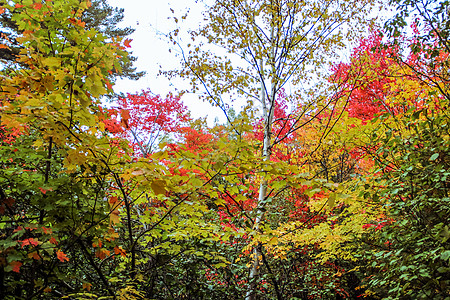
[20,238,39,248]
[43,287,52,293]
[0,7,5,14]
[49,237,58,245]
[28,251,41,260]
[42,227,52,234]
[10,261,22,273]
[32,2,42,10]
[120,109,130,129]
[92,238,102,248]
[82,282,92,291]
[123,38,132,48]
[105,79,113,91]
[56,250,69,262]
[13,226,23,233]
[114,246,126,257]
[108,196,118,207]
[95,248,110,260]
[15,4,24,8]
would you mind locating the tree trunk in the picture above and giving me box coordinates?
[246,54,276,299]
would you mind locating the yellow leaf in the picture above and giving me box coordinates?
[151,180,166,195]
[110,210,120,224]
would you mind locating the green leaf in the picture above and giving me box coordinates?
[429,153,439,161]
[441,250,450,261]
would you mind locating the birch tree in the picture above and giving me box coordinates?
[166,0,378,298]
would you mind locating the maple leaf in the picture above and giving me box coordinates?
[20,238,39,248]
[42,227,52,234]
[110,210,120,224]
[82,282,92,291]
[38,187,53,194]
[56,250,69,262]
[10,261,22,273]
[123,38,132,48]
[49,237,58,245]
[120,109,130,129]
[114,246,126,257]
[92,238,102,248]
[0,7,5,15]
[105,79,113,91]
[68,18,77,25]
[13,226,23,233]
[108,196,119,207]
[32,2,42,10]
[28,251,41,260]
[95,248,110,260]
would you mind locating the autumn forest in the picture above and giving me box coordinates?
[0,0,449,299]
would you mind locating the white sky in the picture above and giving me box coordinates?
[107,0,226,125]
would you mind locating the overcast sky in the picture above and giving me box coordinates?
[107,0,226,124]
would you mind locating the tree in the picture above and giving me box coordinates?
[166,0,378,298]
[105,89,191,157]
[0,0,144,81]
[385,0,449,103]
[0,1,134,297]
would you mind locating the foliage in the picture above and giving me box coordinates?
[105,89,191,157]
[358,107,450,299]
[0,0,133,298]
[1,0,449,299]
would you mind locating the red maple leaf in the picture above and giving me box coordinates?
[20,238,39,248]
[10,261,22,273]
[38,187,53,194]
[95,248,110,260]
[13,226,23,233]
[29,252,41,260]
[123,38,132,48]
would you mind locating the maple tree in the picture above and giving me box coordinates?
[105,89,191,157]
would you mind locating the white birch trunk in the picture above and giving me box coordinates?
[245,35,276,299]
